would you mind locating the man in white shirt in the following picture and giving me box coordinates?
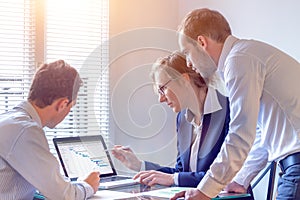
[0,60,100,200]
[171,8,300,200]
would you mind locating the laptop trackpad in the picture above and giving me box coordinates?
[100,176,131,183]
[99,176,139,189]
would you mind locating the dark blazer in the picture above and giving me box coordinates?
[145,91,230,187]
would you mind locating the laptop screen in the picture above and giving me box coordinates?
[53,135,117,180]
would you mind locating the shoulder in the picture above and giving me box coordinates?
[0,109,44,147]
[176,109,189,124]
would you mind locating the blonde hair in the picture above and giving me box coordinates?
[178,8,231,43]
[150,51,206,89]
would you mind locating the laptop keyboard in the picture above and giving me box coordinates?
[100,176,131,183]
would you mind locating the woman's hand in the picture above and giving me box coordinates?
[111,145,142,171]
[133,170,174,186]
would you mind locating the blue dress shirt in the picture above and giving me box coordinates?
[0,101,94,200]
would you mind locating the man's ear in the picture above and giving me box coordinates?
[197,35,208,48]
[55,98,69,112]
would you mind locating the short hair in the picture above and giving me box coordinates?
[150,51,206,89]
[178,8,231,43]
[28,60,83,108]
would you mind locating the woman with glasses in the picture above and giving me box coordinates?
[112,51,230,188]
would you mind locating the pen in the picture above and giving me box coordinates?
[104,145,130,152]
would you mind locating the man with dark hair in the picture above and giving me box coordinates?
[0,60,100,200]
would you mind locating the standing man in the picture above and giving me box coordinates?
[0,60,100,200]
[172,8,300,200]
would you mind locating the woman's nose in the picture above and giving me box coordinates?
[158,93,166,103]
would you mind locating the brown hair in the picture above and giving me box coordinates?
[150,51,206,89]
[28,60,83,108]
[178,8,231,43]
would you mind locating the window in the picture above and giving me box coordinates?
[0,0,36,112]
[44,0,109,151]
[0,0,109,152]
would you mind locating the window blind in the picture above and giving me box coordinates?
[44,0,110,151]
[0,0,36,113]
[0,0,110,154]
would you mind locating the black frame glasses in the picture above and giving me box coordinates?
[158,79,173,96]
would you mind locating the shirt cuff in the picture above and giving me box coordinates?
[197,174,224,198]
[173,173,179,186]
[79,181,94,198]
[232,171,251,189]
[140,161,146,171]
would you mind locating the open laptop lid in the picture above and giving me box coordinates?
[53,135,117,180]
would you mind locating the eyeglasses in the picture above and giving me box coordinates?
[158,79,173,96]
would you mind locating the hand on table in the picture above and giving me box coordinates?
[84,171,100,193]
[133,170,174,186]
[224,181,247,194]
[170,188,210,200]
[111,145,142,172]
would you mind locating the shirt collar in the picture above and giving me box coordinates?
[218,35,239,73]
[185,86,222,124]
[204,86,222,114]
[14,101,43,128]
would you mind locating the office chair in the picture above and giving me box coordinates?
[252,161,277,200]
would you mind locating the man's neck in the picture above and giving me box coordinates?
[29,101,53,127]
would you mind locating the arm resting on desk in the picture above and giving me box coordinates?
[145,161,206,187]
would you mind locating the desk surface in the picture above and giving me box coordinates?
[91,184,252,200]
[35,183,252,200]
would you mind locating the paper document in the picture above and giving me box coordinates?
[212,191,251,199]
[139,187,251,199]
[89,190,140,200]
[139,187,193,199]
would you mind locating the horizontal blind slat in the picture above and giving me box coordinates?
[45,0,109,152]
[0,0,35,114]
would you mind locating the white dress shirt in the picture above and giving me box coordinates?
[187,87,222,172]
[189,120,203,172]
[197,35,300,197]
[0,101,94,200]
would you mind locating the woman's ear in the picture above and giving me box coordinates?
[181,73,192,88]
[181,73,190,82]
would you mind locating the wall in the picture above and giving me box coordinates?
[109,0,180,174]
[178,0,300,61]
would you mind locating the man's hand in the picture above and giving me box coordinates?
[133,170,174,186]
[224,181,247,194]
[111,145,142,171]
[170,188,210,200]
[84,171,100,193]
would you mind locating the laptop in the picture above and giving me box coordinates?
[53,135,139,189]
